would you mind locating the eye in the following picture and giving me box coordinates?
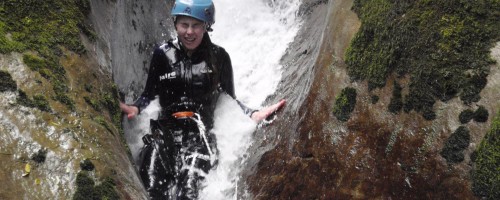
[193,23,204,30]
[180,23,189,29]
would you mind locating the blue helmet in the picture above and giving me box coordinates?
[171,0,215,26]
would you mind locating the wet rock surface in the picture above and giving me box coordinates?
[245,0,500,199]
[0,0,174,198]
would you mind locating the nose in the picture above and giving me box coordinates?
[186,26,194,34]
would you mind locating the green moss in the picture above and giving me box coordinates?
[33,94,51,112]
[17,89,33,107]
[0,0,89,55]
[56,93,75,110]
[31,148,47,164]
[53,79,75,110]
[73,172,119,200]
[347,0,500,120]
[22,54,49,72]
[440,126,470,164]
[94,177,120,200]
[333,87,357,122]
[0,22,26,53]
[459,109,474,124]
[2,0,95,111]
[474,105,489,123]
[0,70,17,92]
[388,81,403,113]
[371,95,379,104]
[22,53,75,110]
[74,171,98,200]
[84,84,93,93]
[84,96,101,111]
[471,111,500,199]
[102,84,122,134]
[84,83,122,135]
[93,116,112,134]
[80,158,95,171]
[16,89,54,112]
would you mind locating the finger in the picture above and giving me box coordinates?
[276,99,286,110]
[269,99,286,112]
[119,102,129,111]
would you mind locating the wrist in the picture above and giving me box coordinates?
[250,110,258,118]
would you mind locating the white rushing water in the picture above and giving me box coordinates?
[124,0,301,199]
[203,0,301,199]
[210,0,301,108]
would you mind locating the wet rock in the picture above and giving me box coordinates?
[245,0,500,199]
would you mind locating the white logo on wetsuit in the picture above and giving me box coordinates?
[160,72,176,81]
[193,62,213,74]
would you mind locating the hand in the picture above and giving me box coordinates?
[251,99,286,123]
[119,102,139,119]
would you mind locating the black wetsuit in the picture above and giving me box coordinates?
[134,33,254,199]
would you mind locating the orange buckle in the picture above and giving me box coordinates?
[172,111,195,119]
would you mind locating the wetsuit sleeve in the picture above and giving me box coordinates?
[218,49,258,117]
[133,47,163,113]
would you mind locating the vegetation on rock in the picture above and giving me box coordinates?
[16,89,52,112]
[31,149,47,164]
[0,70,17,92]
[1,0,121,128]
[440,126,470,164]
[1,1,124,198]
[459,109,474,124]
[388,81,403,113]
[333,87,357,122]
[459,105,489,124]
[73,172,119,200]
[370,95,379,104]
[474,105,489,123]
[0,0,93,55]
[346,0,500,120]
[0,0,95,110]
[471,111,500,199]
[80,158,95,171]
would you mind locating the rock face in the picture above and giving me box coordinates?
[88,0,174,98]
[0,51,147,199]
[0,0,175,199]
[244,0,500,199]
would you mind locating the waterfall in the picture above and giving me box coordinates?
[202,0,302,199]
[123,0,301,199]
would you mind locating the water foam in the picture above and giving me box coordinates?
[202,0,301,199]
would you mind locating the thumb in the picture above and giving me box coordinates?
[120,102,137,119]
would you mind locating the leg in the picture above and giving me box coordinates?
[176,150,212,199]
[139,120,177,199]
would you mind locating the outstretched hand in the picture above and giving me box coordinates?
[250,99,286,123]
[119,102,139,119]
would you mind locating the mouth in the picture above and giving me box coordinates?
[184,37,196,44]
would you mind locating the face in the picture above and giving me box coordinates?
[175,16,206,51]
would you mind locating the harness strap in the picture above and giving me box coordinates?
[172,111,195,119]
[190,113,216,165]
